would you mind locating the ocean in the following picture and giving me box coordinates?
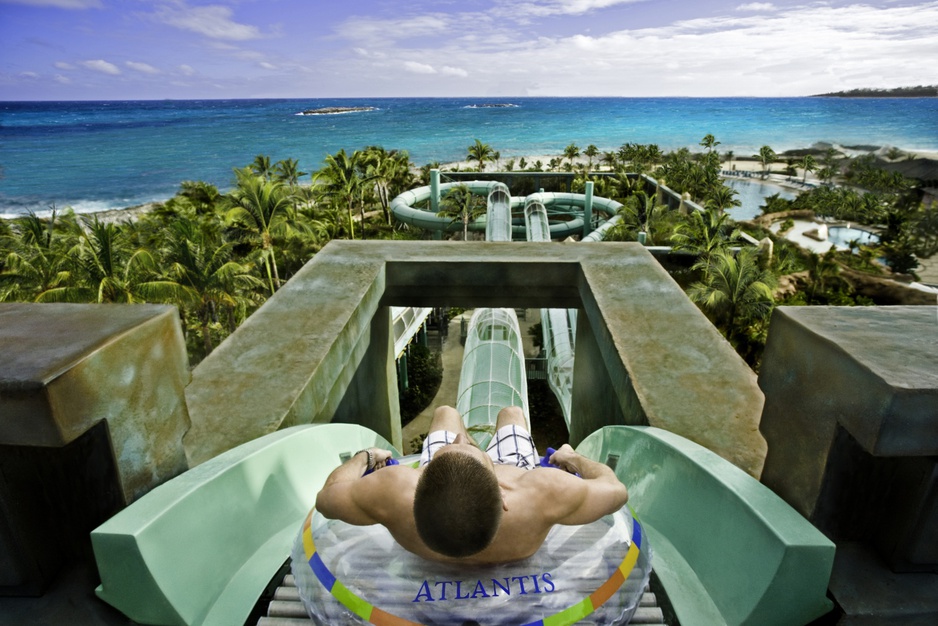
[1,97,937,218]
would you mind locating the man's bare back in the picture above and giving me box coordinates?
[315,406,628,565]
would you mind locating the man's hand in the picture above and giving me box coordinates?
[366,447,394,472]
[549,444,582,475]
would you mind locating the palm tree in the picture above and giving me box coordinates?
[437,184,487,240]
[601,151,618,171]
[700,134,721,153]
[38,217,166,304]
[688,247,776,347]
[273,158,307,187]
[467,139,494,172]
[518,157,528,171]
[755,146,777,179]
[362,146,412,226]
[805,249,846,301]
[613,190,673,245]
[671,208,740,260]
[250,154,274,181]
[563,143,580,166]
[0,209,78,302]
[800,155,817,185]
[314,149,365,239]
[583,145,599,170]
[706,185,741,214]
[225,169,297,294]
[159,217,263,356]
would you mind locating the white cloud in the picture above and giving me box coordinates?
[440,66,469,77]
[0,0,102,8]
[494,0,647,18]
[332,2,938,97]
[403,61,437,74]
[19,71,40,79]
[154,2,262,41]
[337,14,451,42]
[54,61,75,70]
[736,3,775,11]
[259,62,277,70]
[125,61,161,74]
[178,64,196,76]
[80,59,121,75]
[54,74,71,84]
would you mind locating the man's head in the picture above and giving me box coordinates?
[413,441,503,558]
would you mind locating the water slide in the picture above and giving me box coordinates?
[391,306,432,358]
[455,183,530,447]
[91,177,834,626]
[389,171,623,240]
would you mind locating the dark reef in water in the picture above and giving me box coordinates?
[298,106,377,115]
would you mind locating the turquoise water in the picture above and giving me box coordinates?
[724,178,798,221]
[827,226,880,247]
[2,97,937,217]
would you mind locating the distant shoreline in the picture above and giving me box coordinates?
[811,86,938,98]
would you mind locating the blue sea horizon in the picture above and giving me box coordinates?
[2,97,936,218]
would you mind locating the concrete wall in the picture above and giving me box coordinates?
[184,241,767,477]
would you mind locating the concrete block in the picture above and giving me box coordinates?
[0,303,191,594]
[759,306,938,571]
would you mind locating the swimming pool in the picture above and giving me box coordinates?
[827,226,880,247]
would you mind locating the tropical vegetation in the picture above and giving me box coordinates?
[4,134,934,374]
[1,148,417,364]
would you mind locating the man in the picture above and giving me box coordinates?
[315,405,629,565]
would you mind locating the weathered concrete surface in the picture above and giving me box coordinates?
[759,305,938,584]
[185,240,766,477]
[0,303,191,501]
[760,306,938,520]
[0,303,190,595]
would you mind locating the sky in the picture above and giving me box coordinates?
[1,0,936,100]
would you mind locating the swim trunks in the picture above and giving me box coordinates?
[420,425,538,470]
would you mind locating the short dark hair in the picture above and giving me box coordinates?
[413,453,502,558]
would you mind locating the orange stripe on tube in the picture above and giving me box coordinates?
[589,567,625,609]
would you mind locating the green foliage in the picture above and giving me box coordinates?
[527,321,544,350]
[0,145,424,365]
[688,247,777,366]
[467,139,495,172]
[399,344,443,424]
[754,146,777,178]
[437,183,487,240]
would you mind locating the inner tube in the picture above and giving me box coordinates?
[291,505,651,625]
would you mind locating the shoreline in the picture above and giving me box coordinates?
[3,144,937,223]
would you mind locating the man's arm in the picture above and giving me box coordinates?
[545,444,629,526]
[315,447,394,525]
